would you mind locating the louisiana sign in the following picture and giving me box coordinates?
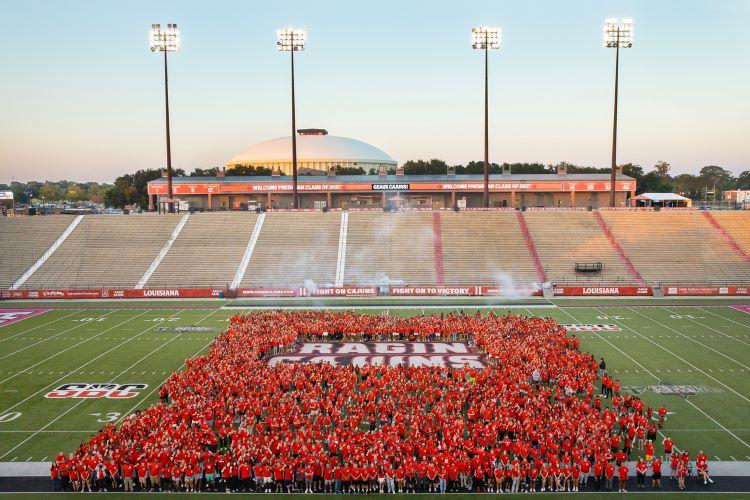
[268,342,486,368]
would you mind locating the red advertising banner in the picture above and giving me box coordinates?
[552,286,652,296]
[390,286,481,296]
[148,180,636,195]
[235,288,299,297]
[662,286,750,296]
[0,288,226,300]
[309,287,378,297]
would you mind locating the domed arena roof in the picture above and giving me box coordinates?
[227,135,396,166]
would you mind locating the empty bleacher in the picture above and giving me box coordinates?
[599,210,750,284]
[146,212,257,288]
[710,211,750,258]
[21,215,182,289]
[345,211,436,285]
[440,211,538,285]
[0,216,73,288]
[241,212,339,287]
[524,211,637,284]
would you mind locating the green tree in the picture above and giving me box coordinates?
[189,167,217,177]
[654,161,671,177]
[672,173,702,198]
[333,166,366,175]
[699,165,734,192]
[226,165,273,176]
[639,171,673,193]
[737,170,750,190]
[38,182,64,202]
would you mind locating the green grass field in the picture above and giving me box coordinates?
[0,301,749,466]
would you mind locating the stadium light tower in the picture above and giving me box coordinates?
[603,18,633,207]
[471,26,501,208]
[150,23,180,213]
[277,28,306,209]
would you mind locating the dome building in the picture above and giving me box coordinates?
[227,129,397,176]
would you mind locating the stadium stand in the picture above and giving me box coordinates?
[345,211,436,285]
[0,216,76,289]
[240,212,339,287]
[146,212,258,288]
[599,210,750,284]
[440,211,538,285]
[20,215,182,289]
[708,211,750,260]
[524,211,638,284]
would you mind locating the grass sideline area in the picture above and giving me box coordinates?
[0,299,749,491]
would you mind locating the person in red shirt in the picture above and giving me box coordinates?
[148,460,161,491]
[304,463,315,493]
[238,462,251,492]
[593,460,604,491]
[604,461,615,492]
[136,460,148,491]
[635,458,647,489]
[644,439,655,462]
[677,459,688,490]
[696,450,713,485]
[663,436,674,458]
[650,456,662,488]
[121,461,134,492]
[50,462,61,492]
[473,464,485,493]
[617,463,629,493]
[658,405,668,428]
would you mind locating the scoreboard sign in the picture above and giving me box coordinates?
[268,342,485,368]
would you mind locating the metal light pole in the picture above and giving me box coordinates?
[277,28,306,209]
[471,27,501,208]
[603,18,633,207]
[150,23,180,213]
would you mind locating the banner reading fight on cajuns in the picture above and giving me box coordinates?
[267,342,486,369]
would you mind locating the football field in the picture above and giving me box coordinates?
[0,301,750,467]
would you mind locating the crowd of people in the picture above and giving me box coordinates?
[49,311,713,493]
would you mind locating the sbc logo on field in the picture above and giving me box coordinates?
[45,383,148,399]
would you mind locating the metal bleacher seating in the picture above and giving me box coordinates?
[441,211,538,285]
[524,211,637,284]
[146,212,258,288]
[21,215,181,289]
[599,210,750,285]
[345,211,436,286]
[0,216,75,288]
[240,212,339,288]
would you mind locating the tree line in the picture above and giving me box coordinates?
[3,161,748,209]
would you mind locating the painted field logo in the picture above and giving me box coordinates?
[45,383,148,399]
[563,324,621,332]
[0,309,49,328]
[623,384,722,397]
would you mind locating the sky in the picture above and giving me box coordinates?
[0,0,748,184]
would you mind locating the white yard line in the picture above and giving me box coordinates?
[604,307,750,405]
[0,310,82,344]
[114,310,221,425]
[628,307,750,370]
[0,311,144,385]
[684,399,750,449]
[0,310,158,416]
[0,311,119,361]
[697,306,750,331]
[0,310,218,460]
[660,306,750,347]
[559,307,750,450]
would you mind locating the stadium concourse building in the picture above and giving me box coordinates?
[147,130,636,210]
